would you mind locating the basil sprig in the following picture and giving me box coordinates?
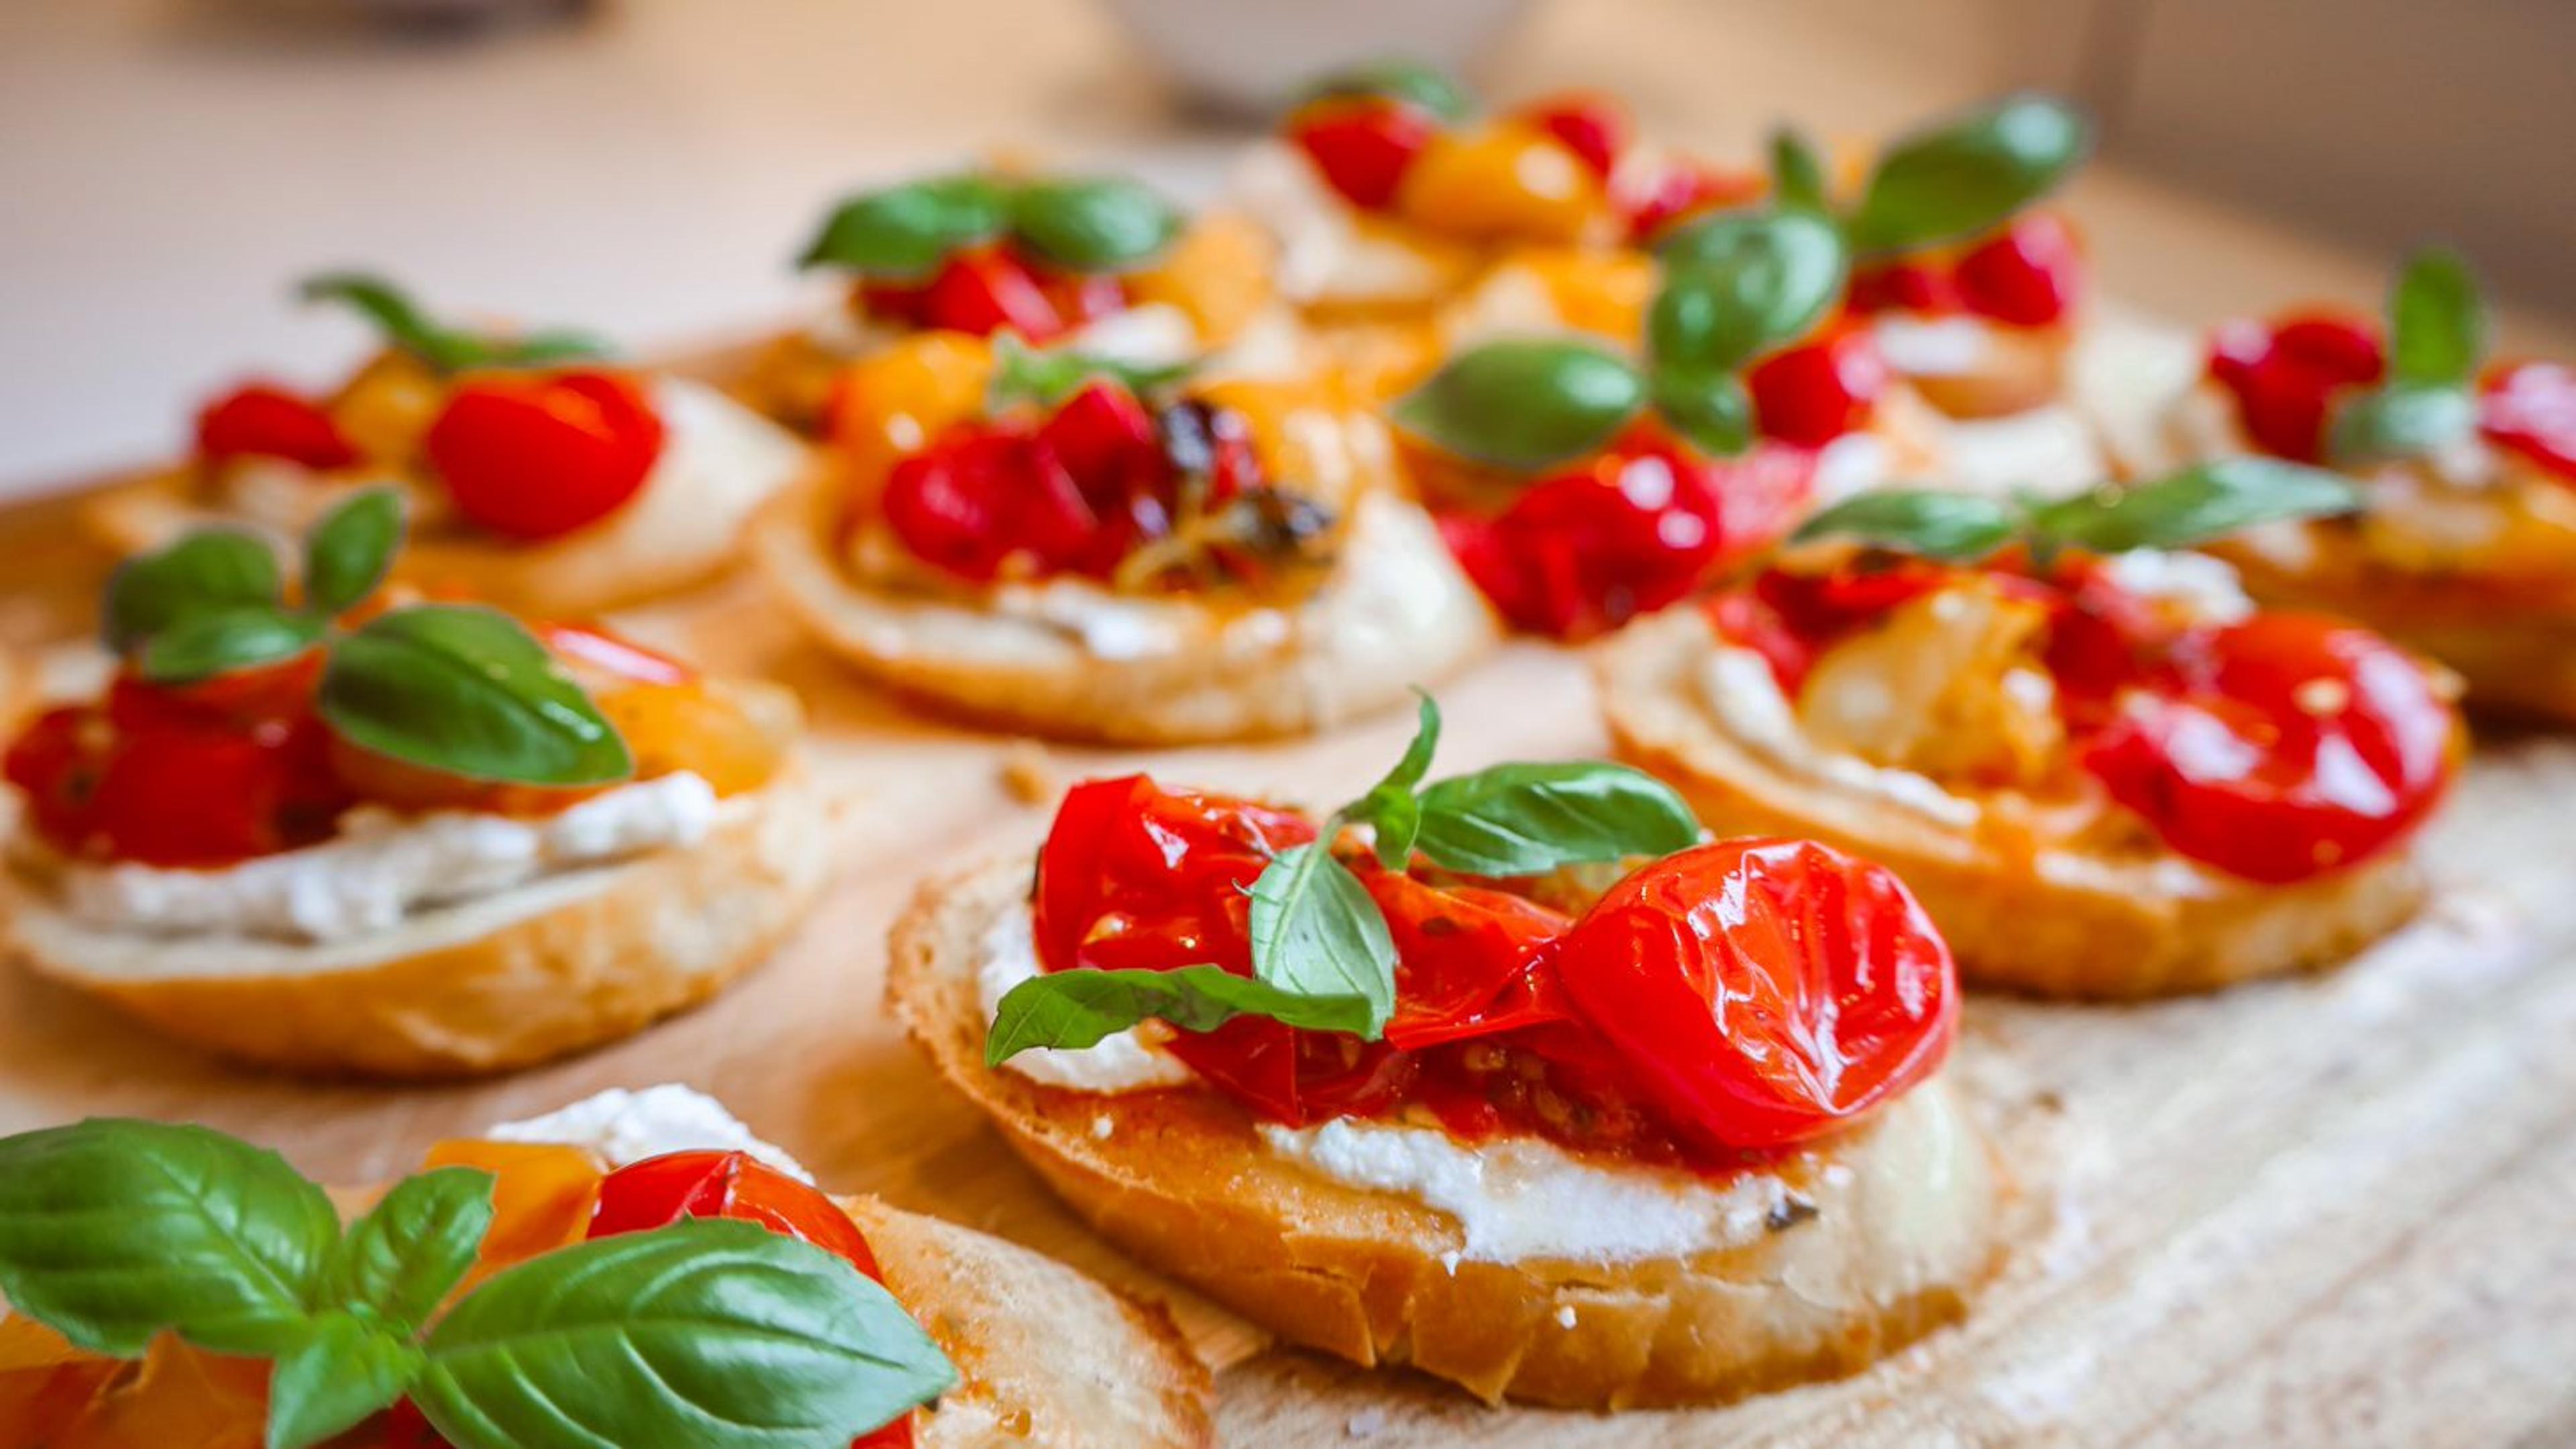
[104,490,633,788]
[301,273,610,375]
[1295,58,1474,124]
[1792,458,2362,563]
[798,170,1183,279]
[986,694,1700,1063]
[1835,93,2092,254]
[0,1118,955,1449]
[2330,246,2488,465]
[986,332,1195,411]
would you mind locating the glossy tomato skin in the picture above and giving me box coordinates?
[1619,160,1764,244]
[1514,94,1625,181]
[1952,213,2082,327]
[1554,840,1959,1151]
[194,382,362,470]
[1748,327,1888,447]
[880,425,1097,582]
[1364,864,1578,1051]
[425,370,665,541]
[2479,360,2576,484]
[1289,97,1438,211]
[1847,260,1962,316]
[2206,312,2385,462]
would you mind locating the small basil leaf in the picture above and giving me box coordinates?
[1413,763,1701,877]
[987,333,1194,410]
[266,1311,424,1449]
[1651,366,1755,458]
[2027,459,2362,553]
[319,604,632,787]
[1791,488,2020,561]
[138,605,327,686]
[415,1219,955,1449]
[1344,692,1440,867]
[2385,246,2485,387]
[1298,58,1472,123]
[1009,176,1183,274]
[1248,845,1396,1037]
[0,1119,338,1358]
[1390,339,1646,472]
[326,1167,495,1336]
[1770,127,1830,211]
[300,272,470,371]
[796,173,1012,278]
[1650,209,1848,372]
[303,485,407,617]
[1847,94,2090,254]
[104,528,282,651]
[2327,383,2479,466]
[985,965,1378,1065]
[485,327,614,368]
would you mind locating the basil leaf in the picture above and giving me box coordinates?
[1009,176,1183,274]
[0,1119,337,1358]
[987,333,1193,410]
[138,605,326,685]
[1391,339,1646,472]
[1847,94,2090,254]
[301,272,472,371]
[1346,693,1440,867]
[2327,382,2478,466]
[2386,246,2485,387]
[302,486,406,617]
[1413,763,1701,877]
[1651,366,1755,458]
[319,604,632,786]
[267,1311,424,1449]
[1770,127,1830,211]
[326,1167,494,1336]
[1792,489,2020,561]
[2028,459,2362,553]
[1248,845,1396,1036]
[1299,58,1472,123]
[484,327,613,368]
[1650,209,1847,372]
[796,173,1011,278]
[414,1219,954,1449]
[985,965,1377,1064]
[104,528,282,651]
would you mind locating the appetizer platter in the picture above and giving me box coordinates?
[1,69,2573,1449]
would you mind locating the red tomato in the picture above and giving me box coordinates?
[1848,260,1962,316]
[1440,440,1729,640]
[424,371,665,541]
[1554,839,1958,1150]
[1619,160,1764,244]
[2479,360,2576,483]
[194,382,360,471]
[1034,266,1130,334]
[1952,213,2082,327]
[1515,93,1625,181]
[2082,614,2457,883]
[1363,865,1579,1051]
[879,423,1099,582]
[2206,312,2385,463]
[1706,556,1951,692]
[1036,380,1167,529]
[920,247,1068,341]
[1288,97,1437,211]
[1748,327,1888,447]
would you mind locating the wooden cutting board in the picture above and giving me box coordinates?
[0,352,2569,1449]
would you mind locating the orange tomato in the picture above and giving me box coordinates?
[1126,212,1279,345]
[1395,121,1612,246]
[423,1138,605,1275]
[824,333,996,484]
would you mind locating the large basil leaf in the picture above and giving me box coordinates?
[325,1167,495,1336]
[796,173,1012,278]
[413,1219,955,1449]
[985,965,1378,1064]
[1390,339,1646,472]
[1298,58,1472,123]
[1792,488,2020,561]
[1247,845,1396,1036]
[268,1311,425,1449]
[1846,94,2090,253]
[1345,693,1440,867]
[303,485,407,616]
[1009,176,1183,274]
[2031,460,2362,553]
[319,604,633,786]
[103,528,281,651]
[137,605,325,685]
[1650,366,1755,458]
[1413,763,1701,877]
[1650,209,1847,372]
[0,1119,337,1357]
[2386,246,2485,387]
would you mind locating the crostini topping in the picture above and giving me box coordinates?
[195,382,364,471]
[0,1121,953,1449]
[301,272,612,376]
[423,369,667,541]
[2479,361,2576,482]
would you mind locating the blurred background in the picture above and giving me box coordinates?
[4,0,2571,487]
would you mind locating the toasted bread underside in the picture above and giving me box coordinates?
[5,759,830,1077]
[888,859,2004,1410]
[751,476,1497,746]
[1597,607,2427,998]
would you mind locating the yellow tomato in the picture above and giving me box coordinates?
[824,332,995,482]
[425,1138,605,1272]
[1513,246,1656,342]
[1127,212,1278,346]
[1395,121,1611,246]
[595,680,785,798]
[329,350,447,468]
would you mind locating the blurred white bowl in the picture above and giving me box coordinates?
[1102,0,1533,116]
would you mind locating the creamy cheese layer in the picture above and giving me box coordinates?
[1697,645,1982,826]
[488,1083,810,1181]
[977,908,1195,1091]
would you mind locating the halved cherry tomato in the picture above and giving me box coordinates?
[920,247,1069,341]
[1439,437,1728,641]
[1513,93,1625,182]
[1848,260,1962,315]
[1748,327,1888,447]
[1364,865,1577,1051]
[879,423,1097,582]
[1619,160,1764,244]
[2479,360,2576,484]
[1554,839,1957,1150]
[1288,95,1438,211]
[194,382,362,471]
[2206,312,2385,463]
[1953,213,2082,327]
[424,370,665,541]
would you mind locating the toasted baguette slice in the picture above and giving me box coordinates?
[3,753,829,1078]
[1597,607,2426,998]
[1902,323,2074,420]
[888,859,2004,1410]
[751,475,1496,745]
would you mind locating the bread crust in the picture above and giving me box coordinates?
[1902,323,2074,420]
[887,859,2004,1410]
[1595,607,2428,998]
[751,474,1497,746]
[3,757,830,1077]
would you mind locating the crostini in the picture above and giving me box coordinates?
[0,1085,1212,1448]
[753,342,1493,743]
[890,701,2002,1408]
[2145,247,2576,722]
[3,495,824,1075]
[744,165,1307,435]
[1599,463,2462,996]
[86,274,806,614]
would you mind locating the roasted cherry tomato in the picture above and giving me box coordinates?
[2207,312,2385,463]
[2082,613,2457,883]
[1364,865,1578,1051]
[424,370,665,541]
[1847,260,1962,315]
[1287,95,1438,211]
[1439,437,1731,641]
[879,424,1097,582]
[1619,160,1763,244]
[1554,839,1957,1150]
[1513,93,1625,182]
[1952,213,2082,327]
[1748,327,1888,447]
[921,246,1072,341]
[1706,555,1951,693]
[2479,360,2576,484]
[194,382,362,471]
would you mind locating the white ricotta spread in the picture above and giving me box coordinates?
[58,772,717,944]
[1696,645,1981,827]
[1061,303,1201,370]
[2099,547,2255,623]
[487,1083,810,1181]
[1813,430,1896,504]
[1258,1118,1791,1264]
[1870,313,1996,378]
[975,906,1196,1092]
